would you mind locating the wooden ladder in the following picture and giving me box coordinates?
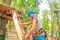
[5,24,19,40]
[12,10,28,40]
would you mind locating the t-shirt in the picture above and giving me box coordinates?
[33,16,42,31]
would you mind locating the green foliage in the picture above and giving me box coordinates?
[0,0,2,4]
[40,10,51,32]
[10,0,39,22]
[57,32,60,37]
[40,0,60,35]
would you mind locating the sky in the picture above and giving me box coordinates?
[38,0,50,18]
[39,0,50,11]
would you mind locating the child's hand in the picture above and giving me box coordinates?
[20,23,23,27]
[20,23,22,26]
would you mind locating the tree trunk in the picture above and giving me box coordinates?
[0,17,7,40]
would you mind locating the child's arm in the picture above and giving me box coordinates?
[25,19,36,38]
[20,21,32,26]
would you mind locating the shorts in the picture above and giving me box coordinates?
[32,29,46,40]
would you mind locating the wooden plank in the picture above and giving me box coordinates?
[0,12,13,20]
[0,5,12,14]
[12,11,23,40]
[0,5,22,15]
[0,5,13,11]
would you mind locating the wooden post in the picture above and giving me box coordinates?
[12,10,23,40]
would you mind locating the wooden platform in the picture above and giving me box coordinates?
[0,4,22,20]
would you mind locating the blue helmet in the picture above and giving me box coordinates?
[27,9,35,17]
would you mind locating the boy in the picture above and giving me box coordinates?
[20,9,46,40]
